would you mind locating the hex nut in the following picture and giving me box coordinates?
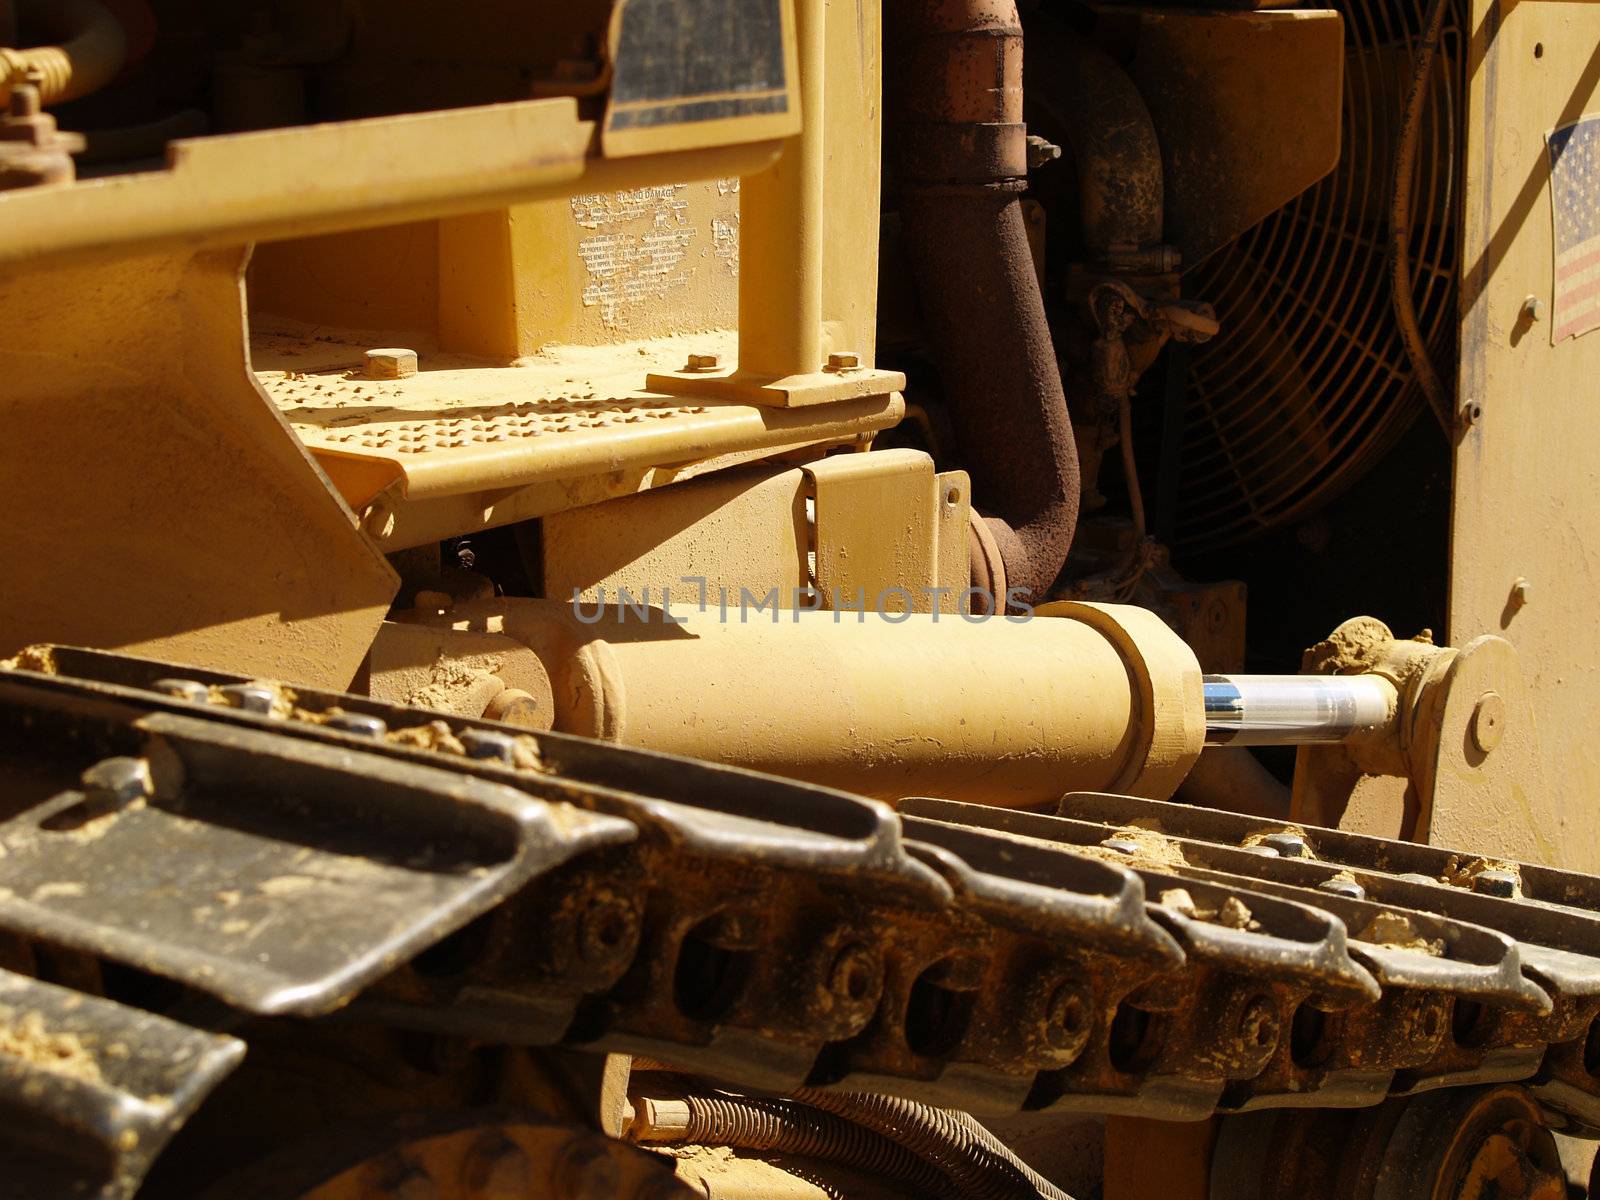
[683,352,720,372]
[826,351,861,371]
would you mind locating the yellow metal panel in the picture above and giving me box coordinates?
[805,450,969,614]
[249,221,441,339]
[543,467,810,604]
[0,249,395,688]
[1451,0,1600,870]
[0,98,781,268]
[257,329,902,522]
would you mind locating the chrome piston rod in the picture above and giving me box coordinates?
[1202,674,1394,746]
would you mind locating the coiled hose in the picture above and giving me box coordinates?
[636,1092,963,1198]
[631,1082,1075,1200]
[796,1089,1075,1200]
[0,0,127,105]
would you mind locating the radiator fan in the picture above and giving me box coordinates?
[1172,0,1463,552]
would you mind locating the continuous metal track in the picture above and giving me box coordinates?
[4,647,1600,1198]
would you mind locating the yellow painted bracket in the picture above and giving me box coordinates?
[804,450,970,613]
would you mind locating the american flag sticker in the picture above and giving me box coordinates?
[1548,115,1600,342]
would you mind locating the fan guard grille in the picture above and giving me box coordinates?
[1173,0,1463,552]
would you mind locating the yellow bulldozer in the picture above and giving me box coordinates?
[2,0,1598,1195]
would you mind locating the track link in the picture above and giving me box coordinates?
[3,647,1600,1196]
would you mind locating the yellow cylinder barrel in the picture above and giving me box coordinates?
[498,598,1204,807]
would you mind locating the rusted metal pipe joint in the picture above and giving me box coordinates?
[1025,28,1165,263]
[887,0,1081,608]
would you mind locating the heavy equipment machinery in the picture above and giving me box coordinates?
[3,0,1600,1196]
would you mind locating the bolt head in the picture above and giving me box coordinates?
[1471,868,1520,898]
[825,351,861,371]
[1261,831,1311,859]
[363,348,418,380]
[1470,691,1506,754]
[1511,577,1533,606]
[1319,876,1367,901]
[219,683,277,715]
[826,943,881,1007]
[326,710,388,739]
[153,678,209,703]
[460,726,517,763]
[683,352,720,371]
[80,757,153,814]
[1522,294,1547,322]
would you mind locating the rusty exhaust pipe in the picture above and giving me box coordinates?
[886,0,1080,608]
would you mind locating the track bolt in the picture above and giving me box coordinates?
[827,943,881,1006]
[1261,832,1311,859]
[825,351,861,372]
[1043,982,1093,1059]
[153,678,208,702]
[325,710,387,739]
[576,894,639,963]
[218,683,277,715]
[1470,691,1506,754]
[1472,868,1520,898]
[1237,995,1281,1055]
[79,757,153,817]
[461,727,517,763]
[1318,876,1366,901]
[682,352,720,372]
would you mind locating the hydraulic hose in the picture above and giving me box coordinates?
[1389,0,1453,435]
[796,1089,1076,1200]
[631,1092,963,1198]
[0,0,127,105]
[631,1087,1075,1200]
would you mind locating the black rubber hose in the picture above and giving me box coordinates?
[797,1089,1076,1200]
[1389,0,1454,435]
[641,1092,965,1199]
